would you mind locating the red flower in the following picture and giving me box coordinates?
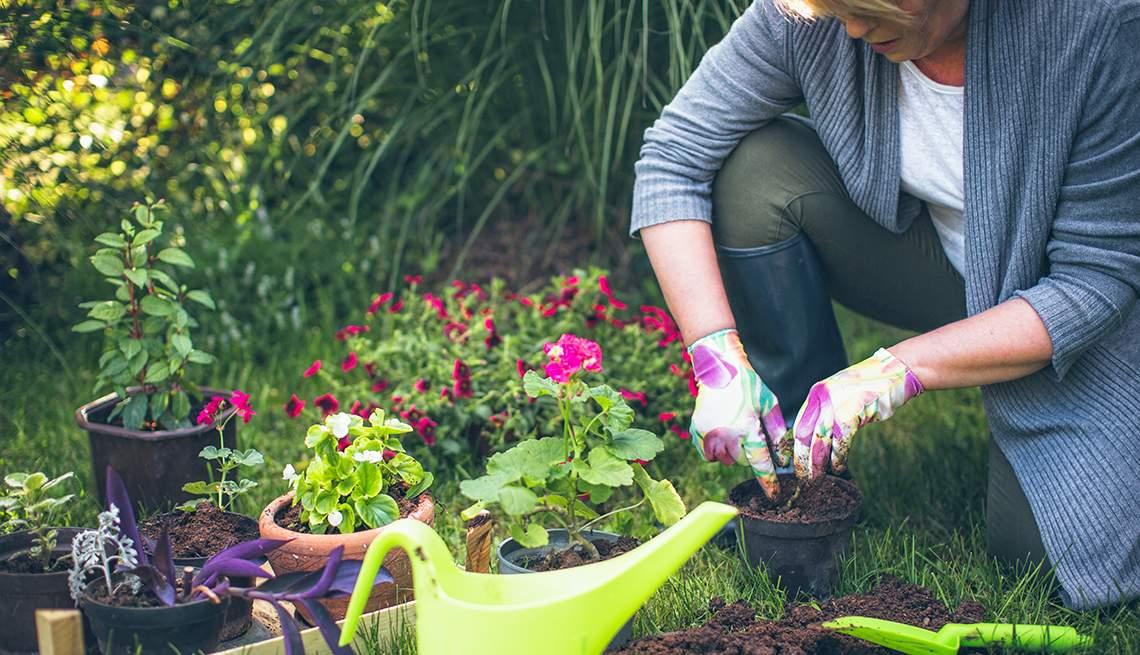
[284,394,306,418]
[382,449,398,461]
[371,378,390,393]
[563,275,579,287]
[658,412,676,423]
[489,411,508,429]
[367,292,394,315]
[229,390,255,423]
[688,371,699,397]
[452,359,472,381]
[337,435,352,452]
[400,406,424,423]
[303,360,322,378]
[453,377,473,399]
[342,352,359,372]
[423,293,448,318]
[543,334,603,383]
[335,324,369,341]
[349,400,369,418]
[388,299,405,313]
[619,388,648,406]
[541,304,559,318]
[470,283,488,301]
[196,396,226,426]
[415,417,438,446]
[515,359,528,378]
[484,317,501,350]
[314,393,339,417]
[632,459,649,466]
[518,297,535,308]
[414,379,430,393]
[670,424,691,440]
[364,362,378,378]
[440,387,454,402]
[391,394,404,405]
[404,274,422,286]
[443,321,468,340]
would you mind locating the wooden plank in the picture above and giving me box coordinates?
[212,601,416,655]
[35,609,84,655]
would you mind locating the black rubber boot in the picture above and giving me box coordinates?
[717,233,848,417]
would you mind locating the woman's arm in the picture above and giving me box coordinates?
[889,298,1053,389]
[641,221,736,345]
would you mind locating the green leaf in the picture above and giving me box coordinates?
[579,482,613,504]
[186,290,216,310]
[198,446,223,460]
[573,448,634,487]
[157,248,195,268]
[91,252,124,276]
[140,295,175,317]
[4,473,28,488]
[132,228,161,246]
[522,370,559,399]
[588,385,634,433]
[485,437,566,481]
[88,301,126,322]
[149,390,169,418]
[607,429,665,461]
[150,269,179,293]
[123,268,148,288]
[355,494,399,528]
[187,350,215,365]
[405,471,434,498]
[356,462,382,497]
[133,205,150,224]
[121,339,142,360]
[171,333,192,357]
[459,501,486,522]
[497,486,539,516]
[236,450,264,467]
[171,391,190,421]
[40,472,74,493]
[121,393,148,430]
[182,481,214,495]
[143,362,170,384]
[314,489,339,514]
[459,473,513,502]
[510,523,548,548]
[130,245,147,268]
[389,452,424,485]
[95,232,127,248]
[72,320,106,333]
[305,425,333,449]
[127,348,148,376]
[632,464,687,527]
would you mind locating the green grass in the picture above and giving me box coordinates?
[1,304,1136,654]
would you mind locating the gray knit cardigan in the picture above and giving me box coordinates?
[631,0,1140,609]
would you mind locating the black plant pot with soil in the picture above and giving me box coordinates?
[139,505,262,641]
[498,528,638,650]
[79,579,228,655]
[76,387,237,509]
[0,528,92,654]
[729,475,862,598]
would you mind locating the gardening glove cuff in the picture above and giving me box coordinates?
[792,347,924,479]
[687,329,790,498]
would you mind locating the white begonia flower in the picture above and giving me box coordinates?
[328,412,353,439]
[352,450,384,464]
[327,509,343,528]
[282,464,298,482]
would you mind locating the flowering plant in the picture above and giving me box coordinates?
[282,408,433,534]
[286,269,697,460]
[178,390,262,513]
[458,334,686,555]
[0,471,76,572]
[71,200,218,431]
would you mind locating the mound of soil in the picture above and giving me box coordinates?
[613,577,985,654]
[730,475,861,524]
[84,576,167,609]
[140,502,260,559]
[0,552,68,574]
[524,536,641,572]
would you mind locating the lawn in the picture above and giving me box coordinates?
[3,297,1136,653]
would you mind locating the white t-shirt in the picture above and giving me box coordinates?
[897,60,965,275]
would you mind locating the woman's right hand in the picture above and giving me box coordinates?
[688,328,790,499]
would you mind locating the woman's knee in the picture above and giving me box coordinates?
[712,116,842,249]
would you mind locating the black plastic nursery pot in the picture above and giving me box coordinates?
[0,528,89,654]
[729,476,862,598]
[498,528,634,650]
[79,582,229,655]
[76,387,237,509]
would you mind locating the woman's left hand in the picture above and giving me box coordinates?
[793,348,925,478]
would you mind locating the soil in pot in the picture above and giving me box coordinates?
[729,475,862,598]
[80,577,228,655]
[612,576,986,655]
[521,535,641,572]
[0,551,69,574]
[139,502,262,641]
[0,529,92,654]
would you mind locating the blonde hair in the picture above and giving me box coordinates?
[773,0,913,24]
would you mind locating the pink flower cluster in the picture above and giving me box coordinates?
[196,390,255,426]
[543,334,603,383]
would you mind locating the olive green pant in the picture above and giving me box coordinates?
[711,116,1048,568]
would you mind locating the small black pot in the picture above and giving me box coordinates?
[730,477,861,598]
[0,529,91,654]
[76,387,237,509]
[498,529,634,650]
[79,581,228,655]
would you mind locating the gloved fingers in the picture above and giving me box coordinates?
[700,426,743,467]
[793,382,834,479]
[742,428,781,499]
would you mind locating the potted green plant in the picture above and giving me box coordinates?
[259,407,435,620]
[0,471,81,652]
[72,199,235,508]
[137,389,264,640]
[458,333,687,648]
[71,468,372,655]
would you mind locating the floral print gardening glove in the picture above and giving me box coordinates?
[688,329,791,499]
[793,348,924,479]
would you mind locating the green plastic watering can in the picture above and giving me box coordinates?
[338,501,739,654]
[822,616,1093,654]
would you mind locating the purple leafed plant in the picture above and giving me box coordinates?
[73,467,394,655]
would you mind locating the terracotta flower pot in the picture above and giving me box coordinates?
[75,387,238,509]
[258,491,434,619]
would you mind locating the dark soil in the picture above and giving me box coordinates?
[730,475,861,524]
[613,577,986,654]
[84,576,167,609]
[523,536,641,572]
[0,552,68,574]
[140,502,260,559]
[277,483,420,533]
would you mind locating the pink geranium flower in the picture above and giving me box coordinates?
[658,412,676,423]
[414,379,430,393]
[314,393,339,417]
[388,299,405,313]
[303,360,322,378]
[196,396,226,426]
[542,334,603,383]
[284,394,305,418]
[341,352,359,372]
[598,275,627,310]
[229,390,255,423]
[367,292,394,315]
[403,274,422,286]
[619,388,648,406]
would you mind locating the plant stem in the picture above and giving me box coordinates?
[216,427,226,510]
[581,498,645,532]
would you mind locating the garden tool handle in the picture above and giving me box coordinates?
[949,623,1091,651]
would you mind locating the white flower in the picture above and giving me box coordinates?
[327,509,343,528]
[328,412,353,439]
[282,464,298,482]
[352,450,384,464]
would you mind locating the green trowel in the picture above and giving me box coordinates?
[822,616,1092,654]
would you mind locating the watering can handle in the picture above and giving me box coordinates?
[950,624,1091,652]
